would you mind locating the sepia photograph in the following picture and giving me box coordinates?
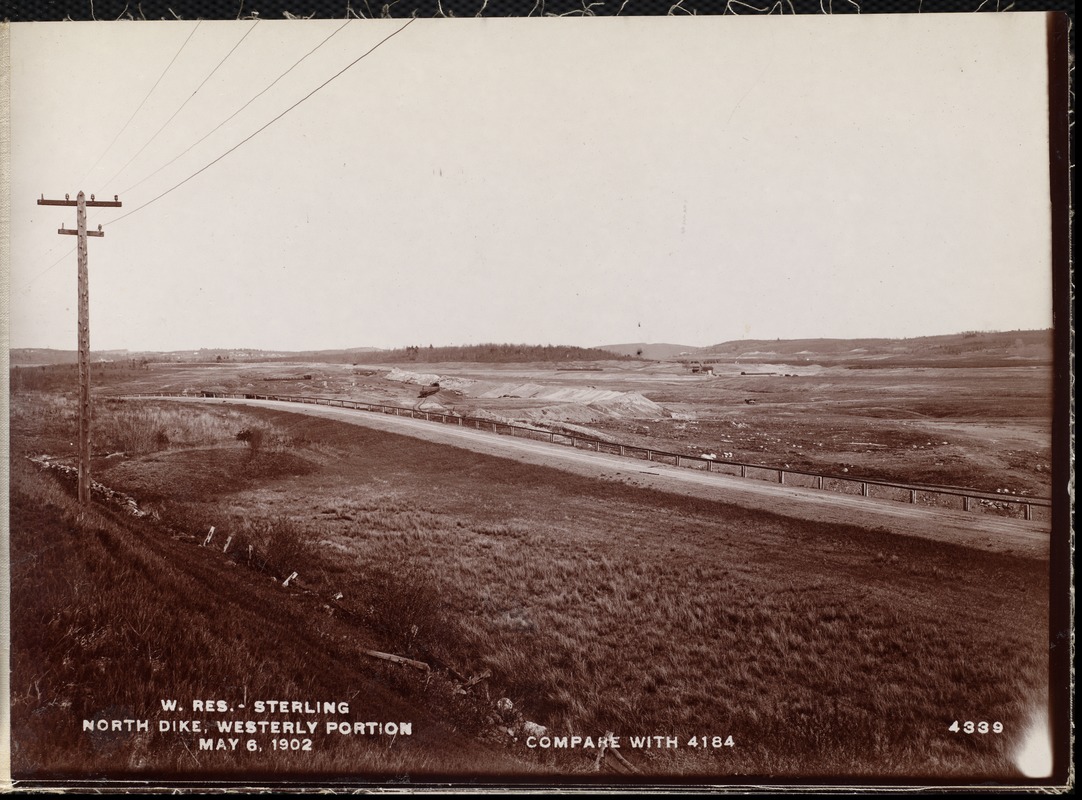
[1,8,1072,792]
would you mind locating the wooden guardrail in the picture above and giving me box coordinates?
[120,390,1052,522]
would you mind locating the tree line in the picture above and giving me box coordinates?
[363,343,631,364]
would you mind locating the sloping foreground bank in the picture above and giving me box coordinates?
[9,394,1050,782]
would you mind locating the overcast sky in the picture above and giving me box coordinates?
[7,14,1053,352]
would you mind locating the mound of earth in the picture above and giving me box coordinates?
[383,369,670,422]
[733,363,824,376]
[545,422,619,442]
[522,405,607,424]
[385,368,441,385]
[384,368,477,392]
[98,446,318,501]
[590,392,667,418]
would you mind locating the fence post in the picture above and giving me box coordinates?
[740,464,746,478]
[549,432,554,443]
[676,455,681,467]
[1024,503,1032,521]
[818,475,824,490]
[861,482,869,497]
[619,445,625,456]
[202,526,215,547]
[963,496,971,512]
[909,488,916,503]
[646,449,652,462]
[779,470,785,485]
[223,534,233,554]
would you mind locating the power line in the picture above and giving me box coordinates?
[104,20,260,192]
[79,20,203,187]
[119,19,349,197]
[17,19,411,297]
[104,18,416,231]
[13,245,77,293]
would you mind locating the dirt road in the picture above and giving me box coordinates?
[158,396,1050,558]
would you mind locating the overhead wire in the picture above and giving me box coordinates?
[13,246,77,293]
[17,19,413,297]
[103,20,260,192]
[79,19,203,188]
[119,18,350,197]
[104,18,416,231]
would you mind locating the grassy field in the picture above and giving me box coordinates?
[8,390,1050,781]
[34,345,1051,499]
[8,401,523,780]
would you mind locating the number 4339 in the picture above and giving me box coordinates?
[949,721,1003,734]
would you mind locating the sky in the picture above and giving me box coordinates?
[6,13,1054,352]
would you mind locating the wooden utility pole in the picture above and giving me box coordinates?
[37,191,122,504]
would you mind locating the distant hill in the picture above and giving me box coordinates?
[596,343,696,360]
[8,347,299,366]
[597,330,1052,366]
[690,330,1053,367]
[10,331,1051,368]
[351,343,632,364]
[9,348,132,366]
[8,343,624,367]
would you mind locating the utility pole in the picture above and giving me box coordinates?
[37,191,122,505]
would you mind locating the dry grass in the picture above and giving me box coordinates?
[9,393,1050,780]
[91,399,283,455]
[7,457,520,780]
[311,494,1047,777]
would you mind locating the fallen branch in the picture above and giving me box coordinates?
[364,649,431,672]
[608,744,642,774]
[594,731,641,774]
[464,668,491,689]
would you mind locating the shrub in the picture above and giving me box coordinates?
[248,516,309,579]
[235,427,265,456]
[359,546,449,657]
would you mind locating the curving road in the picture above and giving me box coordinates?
[153,396,1050,559]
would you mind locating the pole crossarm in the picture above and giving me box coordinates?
[58,228,104,238]
[39,194,122,208]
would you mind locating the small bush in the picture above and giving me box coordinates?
[153,429,170,450]
[235,428,265,456]
[360,546,449,657]
[247,516,309,579]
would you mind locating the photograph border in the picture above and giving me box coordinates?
[1,3,1074,793]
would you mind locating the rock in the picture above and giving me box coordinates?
[521,721,548,738]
